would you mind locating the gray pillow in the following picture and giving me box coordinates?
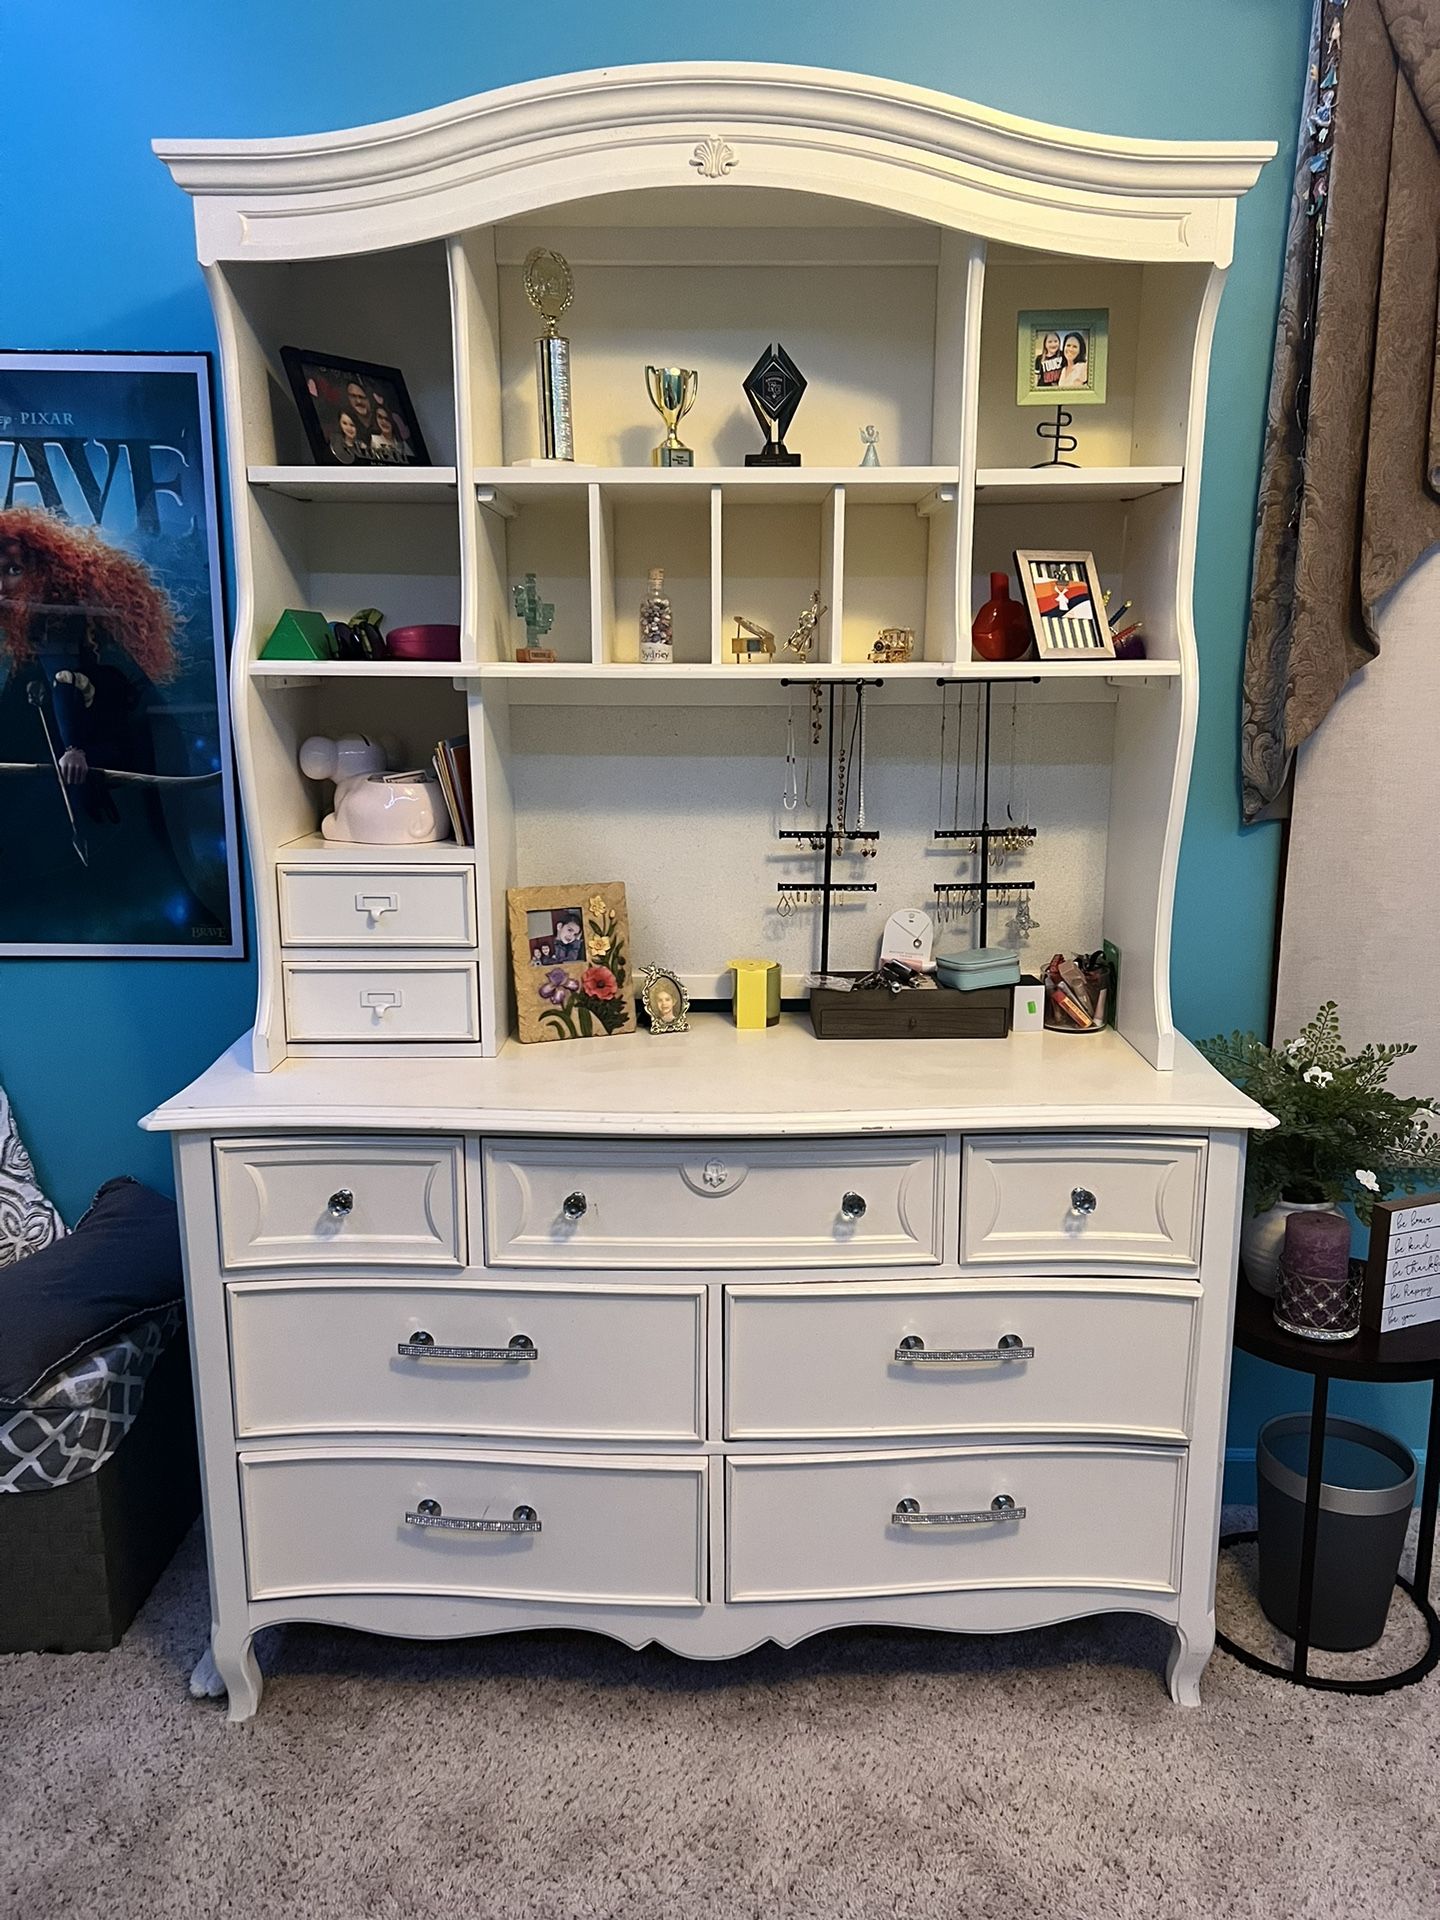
[0,1177,180,1406]
[0,1083,64,1265]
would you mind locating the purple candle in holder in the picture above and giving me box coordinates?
[1274,1208,1360,1340]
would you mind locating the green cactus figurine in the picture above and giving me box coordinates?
[512,573,556,656]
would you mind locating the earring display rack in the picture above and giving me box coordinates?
[777,677,881,977]
[934,677,1039,948]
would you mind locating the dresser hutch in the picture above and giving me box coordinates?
[147,64,1273,1719]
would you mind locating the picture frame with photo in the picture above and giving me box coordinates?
[506,882,636,1043]
[1013,550,1114,659]
[1016,310,1109,408]
[640,965,690,1034]
[280,347,433,468]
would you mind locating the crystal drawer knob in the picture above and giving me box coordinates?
[840,1191,867,1221]
[1070,1186,1098,1216]
[327,1187,354,1218]
[562,1191,587,1220]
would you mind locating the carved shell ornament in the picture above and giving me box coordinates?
[690,135,738,180]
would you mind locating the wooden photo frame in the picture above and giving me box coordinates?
[1016,308,1109,407]
[1014,550,1114,659]
[280,346,433,467]
[507,883,636,1043]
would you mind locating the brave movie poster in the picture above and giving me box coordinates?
[0,352,242,955]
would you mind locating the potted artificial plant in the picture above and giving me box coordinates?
[1199,1003,1440,1295]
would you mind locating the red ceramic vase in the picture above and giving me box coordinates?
[971,572,1032,662]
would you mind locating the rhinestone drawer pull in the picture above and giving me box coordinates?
[895,1333,1034,1364]
[326,1187,354,1218]
[406,1500,542,1535]
[398,1331,538,1362]
[892,1494,1025,1527]
[1070,1186,1098,1216]
[840,1191,867,1221]
[561,1191,588,1221]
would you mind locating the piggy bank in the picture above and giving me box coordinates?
[299,733,387,786]
[321,769,452,845]
[299,734,450,844]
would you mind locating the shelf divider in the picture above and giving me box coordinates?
[821,487,845,667]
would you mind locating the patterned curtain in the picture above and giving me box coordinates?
[1241,0,1440,823]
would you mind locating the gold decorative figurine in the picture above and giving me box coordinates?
[730,616,776,663]
[870,626,915,663]
[784,588,828,660]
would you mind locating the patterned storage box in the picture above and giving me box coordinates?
[0,1326,200,1653]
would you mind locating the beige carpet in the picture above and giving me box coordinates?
[2,1517,1437,1920]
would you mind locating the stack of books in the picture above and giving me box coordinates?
[431,734,474,846]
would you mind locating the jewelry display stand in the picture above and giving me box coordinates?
[776,676,880,977]
[932,678,1037,949]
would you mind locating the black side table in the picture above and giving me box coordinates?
[1217,1273,1440,1694]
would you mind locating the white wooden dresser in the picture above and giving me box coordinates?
[147,66,1273,1718]
[146,1026,1263,1719]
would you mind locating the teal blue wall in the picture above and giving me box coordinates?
[5,1,1380,1477]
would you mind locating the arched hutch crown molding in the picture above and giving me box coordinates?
[155,62,1273,265]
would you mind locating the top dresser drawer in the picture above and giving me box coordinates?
[276,862,477,948]
[482,1137,944,1270]
[215,1135,467,1270]
[960,1134,1205,1273]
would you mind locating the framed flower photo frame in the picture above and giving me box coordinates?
[507,882,636,1043]
[1013,549,1114,659]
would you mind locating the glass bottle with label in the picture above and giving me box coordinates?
[639,566,673,664]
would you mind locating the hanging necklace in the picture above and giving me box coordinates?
[953,685,965,835]
[1017,688,1034,831]
[805,683,821,808]
[936,682,950,833]
[782,692,799,811]
[836,682,850,835]
[854,682,867,841]
[971,687,982,831]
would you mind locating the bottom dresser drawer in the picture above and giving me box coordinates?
[726,1446,1184,1603]
[241,1449,707,1606]
[283,960,480,1042]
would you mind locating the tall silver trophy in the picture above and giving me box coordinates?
[523,247,575,461]
[645,365,698,467]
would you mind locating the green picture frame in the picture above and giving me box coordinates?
[1016,308,1109,408]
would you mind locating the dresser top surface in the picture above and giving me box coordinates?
[142,1016,1271,1136]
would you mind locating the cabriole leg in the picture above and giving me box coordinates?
[1166,1613,1215,1707]
[195,1623,263,1722]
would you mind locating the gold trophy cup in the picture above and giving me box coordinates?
[645,365,698,468]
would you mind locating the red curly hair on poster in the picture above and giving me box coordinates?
[0,504,179,684]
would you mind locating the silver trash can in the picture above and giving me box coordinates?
[1256,1415,1416,1652]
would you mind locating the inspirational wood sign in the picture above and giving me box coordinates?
[1363,1193,1440,1335]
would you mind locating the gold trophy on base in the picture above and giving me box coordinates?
[523,248,575,461]
[645,365,698,467]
